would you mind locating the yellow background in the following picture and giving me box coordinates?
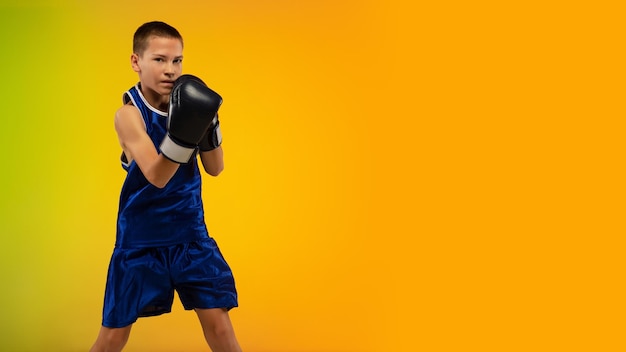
[0,0,623,351]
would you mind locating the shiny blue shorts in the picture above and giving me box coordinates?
[102,238,238,328]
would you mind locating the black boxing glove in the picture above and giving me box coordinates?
[198,113,222,151]
[160,74,223,163]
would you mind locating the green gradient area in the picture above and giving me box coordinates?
[0,5,101,350]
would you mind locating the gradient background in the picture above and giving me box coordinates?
[0,0,624,351]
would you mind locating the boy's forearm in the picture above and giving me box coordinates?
[139,153,181,188]
[200,147,224,176]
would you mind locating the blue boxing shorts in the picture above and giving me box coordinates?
[101,238,238,328]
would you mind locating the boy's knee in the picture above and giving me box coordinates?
[91,326,131,352]
[197,308,236,340]
[211,323,233,340]
[105,331,129,348]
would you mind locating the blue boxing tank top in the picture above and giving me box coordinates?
[115,83,208,249]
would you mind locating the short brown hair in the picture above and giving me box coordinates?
[133,21,183,55]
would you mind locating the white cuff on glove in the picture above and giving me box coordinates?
[160,134,196,163]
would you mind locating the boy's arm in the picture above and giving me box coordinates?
[200,146,224,176]
[198,113,224,176]
[115,104,179,188]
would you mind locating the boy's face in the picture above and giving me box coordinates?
[131,36,183,98]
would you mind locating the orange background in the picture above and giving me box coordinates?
[0,0,623,351]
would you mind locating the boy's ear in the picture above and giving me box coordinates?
[130,53,140,72]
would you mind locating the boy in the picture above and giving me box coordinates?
[90,21,241,352]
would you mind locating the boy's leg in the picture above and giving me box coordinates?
[195,308,242,352]
[89,325,133,352]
